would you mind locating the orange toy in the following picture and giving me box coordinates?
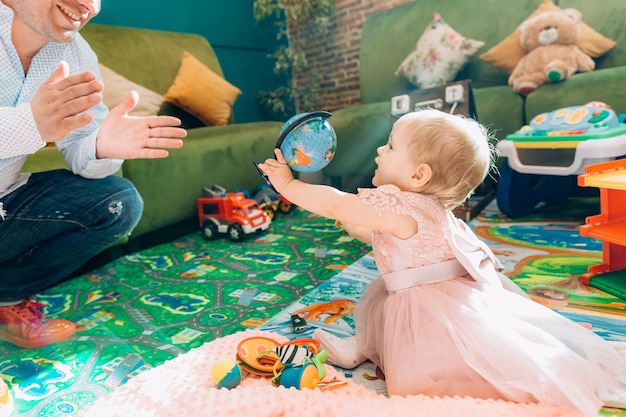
[578,159,626,279]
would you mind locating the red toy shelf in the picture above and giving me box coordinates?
[578,159,626,283]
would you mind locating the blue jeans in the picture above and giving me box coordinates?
[0,169,143,302]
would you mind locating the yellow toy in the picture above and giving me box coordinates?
[508,8,595,95]
[211,359,246,389]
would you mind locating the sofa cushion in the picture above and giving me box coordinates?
[479,0,616,74]
[472,86,525,140]
[164,51,242,126]
[395,13,484,89]
[525,66,626,123]
[99,64,164,117]
[81,24,232,128]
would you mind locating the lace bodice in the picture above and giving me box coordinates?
[358,184,455,274]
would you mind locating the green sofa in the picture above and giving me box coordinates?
[22,24,283,257]
[323,0,626,189]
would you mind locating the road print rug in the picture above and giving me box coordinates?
[0,208,370,417]
[3,198,626,416]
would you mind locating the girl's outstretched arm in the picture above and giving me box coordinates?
[337,221,372,244]
[257,149,416,240]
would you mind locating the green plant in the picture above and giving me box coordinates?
[253,0,335,118]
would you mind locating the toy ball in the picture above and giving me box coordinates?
[278,362,320,390]
[276,111,337,173]
[211,359,243,389]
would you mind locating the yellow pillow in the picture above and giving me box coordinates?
[479,0,616,74]
[99,64,164,117]
[164,51,242,126]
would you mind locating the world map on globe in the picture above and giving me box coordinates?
[278,113,337,173]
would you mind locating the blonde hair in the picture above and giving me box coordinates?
[394,110,496,210]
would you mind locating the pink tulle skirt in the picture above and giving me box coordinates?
[355,276,626,417]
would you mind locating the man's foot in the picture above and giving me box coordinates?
[0,299,75,349]
[313,329,366,369]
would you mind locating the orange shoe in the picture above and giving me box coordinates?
[0,299,75,349]
[0,379,13,417]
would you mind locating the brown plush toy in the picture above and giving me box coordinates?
[508,8,595,95]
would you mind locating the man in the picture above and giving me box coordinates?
[0,0,187,348]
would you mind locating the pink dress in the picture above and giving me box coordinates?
[354,184,626,417]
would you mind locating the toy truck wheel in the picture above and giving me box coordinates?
[202,221,219,240]
[227,223,244,242]
[264,208,275,220]
[279,201,292,213]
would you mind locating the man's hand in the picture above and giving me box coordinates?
[257,149,295,193]
[31,61,103,142]
[95,91,186,159]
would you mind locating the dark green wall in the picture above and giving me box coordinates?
[91,0,283,123]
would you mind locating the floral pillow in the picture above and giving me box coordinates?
[395,13,485,89]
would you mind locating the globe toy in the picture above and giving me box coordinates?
[276,111,337,173]
[253,111,337,192]
[210,359,244,389]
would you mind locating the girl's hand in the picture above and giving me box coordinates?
[257,148,295,193]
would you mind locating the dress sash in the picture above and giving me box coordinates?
[383,259,468,293]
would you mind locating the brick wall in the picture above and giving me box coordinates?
[290,0,412,112]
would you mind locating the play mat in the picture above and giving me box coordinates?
[0,208,370,416]
[3,198,626,416]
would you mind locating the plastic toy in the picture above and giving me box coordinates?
[211,359,246,389]
[253,185,293,220]
[210,336,331,390]
[197,185,271,242]
[254,111,337,192]
[506,101,625,142]
[577,159,626,299]
[496,101,626,218]
[278,362,321,390]
[290,314,307,334]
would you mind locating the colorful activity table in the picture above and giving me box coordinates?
[496,102,626,218]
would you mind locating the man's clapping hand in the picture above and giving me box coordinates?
[95,91,186,159]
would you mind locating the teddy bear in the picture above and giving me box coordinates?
[508,8,595,95]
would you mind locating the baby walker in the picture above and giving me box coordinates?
[496,101,626,218]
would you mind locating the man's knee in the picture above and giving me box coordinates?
[98,176,143,236]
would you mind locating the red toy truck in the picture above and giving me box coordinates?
[197,185,271,242]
